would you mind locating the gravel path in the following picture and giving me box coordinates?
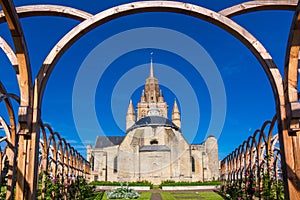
[150,193,162,200]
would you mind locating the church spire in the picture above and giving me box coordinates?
[127,99,135,114]
[150,52,154,78]
[172,99,181,128]
[136,53,168,119]
[126,99,136,131]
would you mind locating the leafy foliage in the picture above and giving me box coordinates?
[106,182,140,199]
[91,180,153,189]
[221,155,284,200]
[159,180,220,188]
[42,172,96,199]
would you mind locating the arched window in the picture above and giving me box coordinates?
[113,156,118,173]
[150,139,158,145]
[191,156,195,172]
[141,110,146,118]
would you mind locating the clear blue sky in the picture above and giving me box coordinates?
[0,0,293,159]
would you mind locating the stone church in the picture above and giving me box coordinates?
[87,60,219,184]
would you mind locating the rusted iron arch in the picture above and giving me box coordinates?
[0,0,32,108]
[36,1,284,116]
[219,0,297,18]
[0,5,93,23]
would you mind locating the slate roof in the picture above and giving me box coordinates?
[139,145,171,152]
[94,136,125,148]
[127,115,180,132]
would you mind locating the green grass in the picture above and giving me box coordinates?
[171,192,199,196]
[160,192,176,200]
[198,192,224,200]
[102,192,152,200]
[36,190,223,200]
[160,192,224,200]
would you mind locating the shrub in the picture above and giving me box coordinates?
[41,172,96,200]
[106,182,140,199]
[221,166,284,200]
[90,180,153,189]
[159,180,221,188]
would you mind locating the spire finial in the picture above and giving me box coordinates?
[127,99,135,114]
[150,52,154,77]
[172,99,179,113]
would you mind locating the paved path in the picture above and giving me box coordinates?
[150,193,162,200]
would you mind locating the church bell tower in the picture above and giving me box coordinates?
[136,55,168,120]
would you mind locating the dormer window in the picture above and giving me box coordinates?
[150,139,158,145]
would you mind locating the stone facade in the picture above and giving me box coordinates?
[87,61,219,184]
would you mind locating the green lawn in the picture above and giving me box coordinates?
[198,192,224,200]
[99,191,223,200]
[160,192,176,200]
[161,191,224,200]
